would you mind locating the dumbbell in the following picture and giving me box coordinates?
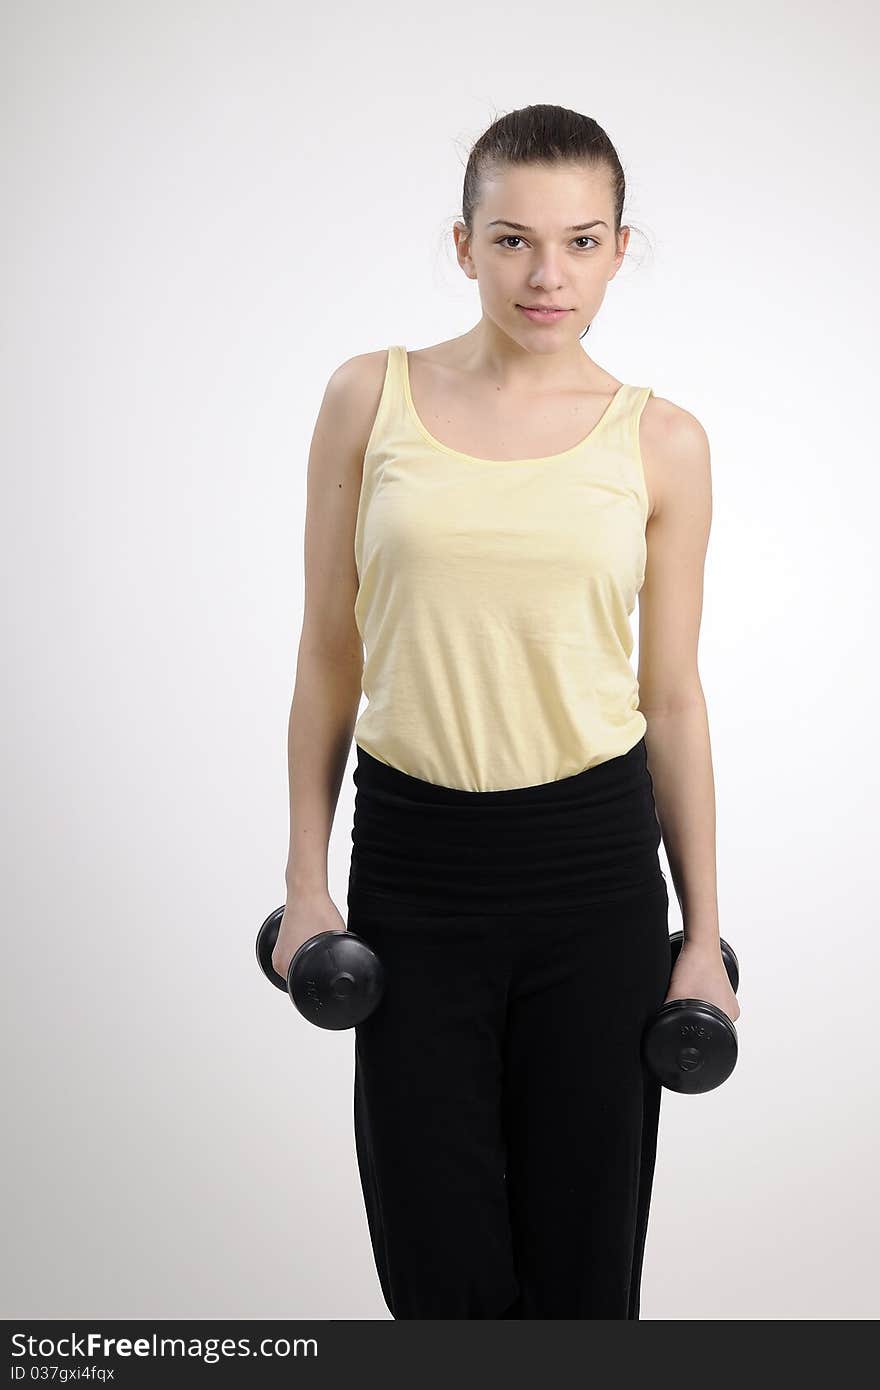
[642,931,740,1094]
[255,905,385,1030]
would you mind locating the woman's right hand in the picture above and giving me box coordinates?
[271,890,349,986]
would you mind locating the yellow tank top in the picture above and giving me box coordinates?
[353,345,654,792]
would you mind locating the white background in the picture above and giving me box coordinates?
[3,0,878,1320]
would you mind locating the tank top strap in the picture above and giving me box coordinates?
[625,384,655,416]
[388,344,412,431]
[361,345,408,459]
[598,382,654,453]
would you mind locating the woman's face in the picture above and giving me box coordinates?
[454,162,629,349]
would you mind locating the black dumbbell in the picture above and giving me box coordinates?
[642,931,740,1094]
[256,905,385,1030]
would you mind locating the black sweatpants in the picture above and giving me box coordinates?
[346,736,671,1320]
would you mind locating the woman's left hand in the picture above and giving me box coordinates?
[664,940,740,1023]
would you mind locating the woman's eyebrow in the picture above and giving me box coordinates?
[486,218,609,232]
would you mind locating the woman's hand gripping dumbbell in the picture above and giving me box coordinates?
[255,896,384,1030]
[642,932,741,1094]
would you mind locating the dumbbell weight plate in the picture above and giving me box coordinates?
[290,930,384,1029]
[642,997,738,1093]
[256,907,292,992]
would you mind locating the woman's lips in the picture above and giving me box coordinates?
[517,305,571,324]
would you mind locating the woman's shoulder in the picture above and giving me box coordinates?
[641,391,709,455]
[330,346,396,416]
[640,392,711,522]
[312,350,396,468]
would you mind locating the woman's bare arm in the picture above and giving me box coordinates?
[637,399,719,950]
[284,351,387,897]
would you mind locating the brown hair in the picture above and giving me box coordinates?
[458,104,634,338]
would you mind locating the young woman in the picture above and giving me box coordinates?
[275,103,740,1320]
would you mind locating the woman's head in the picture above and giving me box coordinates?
[453,105,630,346]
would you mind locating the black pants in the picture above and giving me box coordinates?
[346,736,671,1320]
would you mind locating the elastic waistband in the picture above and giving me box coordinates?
[352,737,649,806]
[347,738,665,917]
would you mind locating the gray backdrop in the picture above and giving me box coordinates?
[4,0,878,1320]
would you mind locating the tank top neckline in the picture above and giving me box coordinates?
[397,344,632,467]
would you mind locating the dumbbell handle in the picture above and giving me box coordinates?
[669,930,739,994]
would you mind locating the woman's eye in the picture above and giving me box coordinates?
[496,235,597,251]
